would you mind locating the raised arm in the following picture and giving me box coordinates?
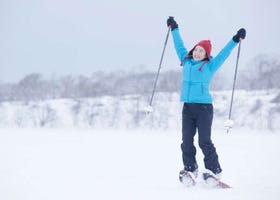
[210,28,246,72]
[167,17,188,62]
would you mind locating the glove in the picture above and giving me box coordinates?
[232,28,246,42]
[167,16,178,31]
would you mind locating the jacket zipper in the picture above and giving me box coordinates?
[187,65,191,102]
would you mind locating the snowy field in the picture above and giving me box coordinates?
[0,128,280,200]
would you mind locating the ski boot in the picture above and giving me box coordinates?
[179,169,198,187]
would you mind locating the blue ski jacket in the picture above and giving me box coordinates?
[171,28,238,103]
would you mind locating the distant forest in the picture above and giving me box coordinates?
[0,55,279,102]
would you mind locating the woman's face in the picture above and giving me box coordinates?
[192,45,207,61]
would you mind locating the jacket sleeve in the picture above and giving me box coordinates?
[209,40,238,72]
[171,29,188,62]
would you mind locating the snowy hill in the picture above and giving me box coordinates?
[0,90,279,130]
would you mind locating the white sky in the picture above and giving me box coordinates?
[0,0,279,82]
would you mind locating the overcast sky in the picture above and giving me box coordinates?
[0,0,279,82]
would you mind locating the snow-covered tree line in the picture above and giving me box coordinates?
[237,54,280,90]
[0,55,279,102]
[0,70,179,102]
[0,90,279,130]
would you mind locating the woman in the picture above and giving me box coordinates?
[167,17,246,185]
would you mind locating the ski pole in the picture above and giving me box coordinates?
[227,40,242,133]
[146,26,171,113]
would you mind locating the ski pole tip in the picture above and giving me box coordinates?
[143,105,154,114]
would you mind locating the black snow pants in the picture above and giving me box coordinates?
[181,103,222,174]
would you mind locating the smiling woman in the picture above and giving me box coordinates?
[192,45,207,61]
[167,16,247,185]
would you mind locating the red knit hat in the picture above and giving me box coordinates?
[188,40,212,61]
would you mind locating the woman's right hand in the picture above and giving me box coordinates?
[167,16,178,30]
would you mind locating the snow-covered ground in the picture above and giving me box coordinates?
[0,128,279,200]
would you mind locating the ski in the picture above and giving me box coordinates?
[203,172,231,189]
[179,170,231,189]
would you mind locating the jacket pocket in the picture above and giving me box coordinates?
[189,82,203,97]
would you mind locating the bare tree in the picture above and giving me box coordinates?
[30,103,57,127]
[59,75,76,98]
[15,73,46,102]
[239,55,280,90]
